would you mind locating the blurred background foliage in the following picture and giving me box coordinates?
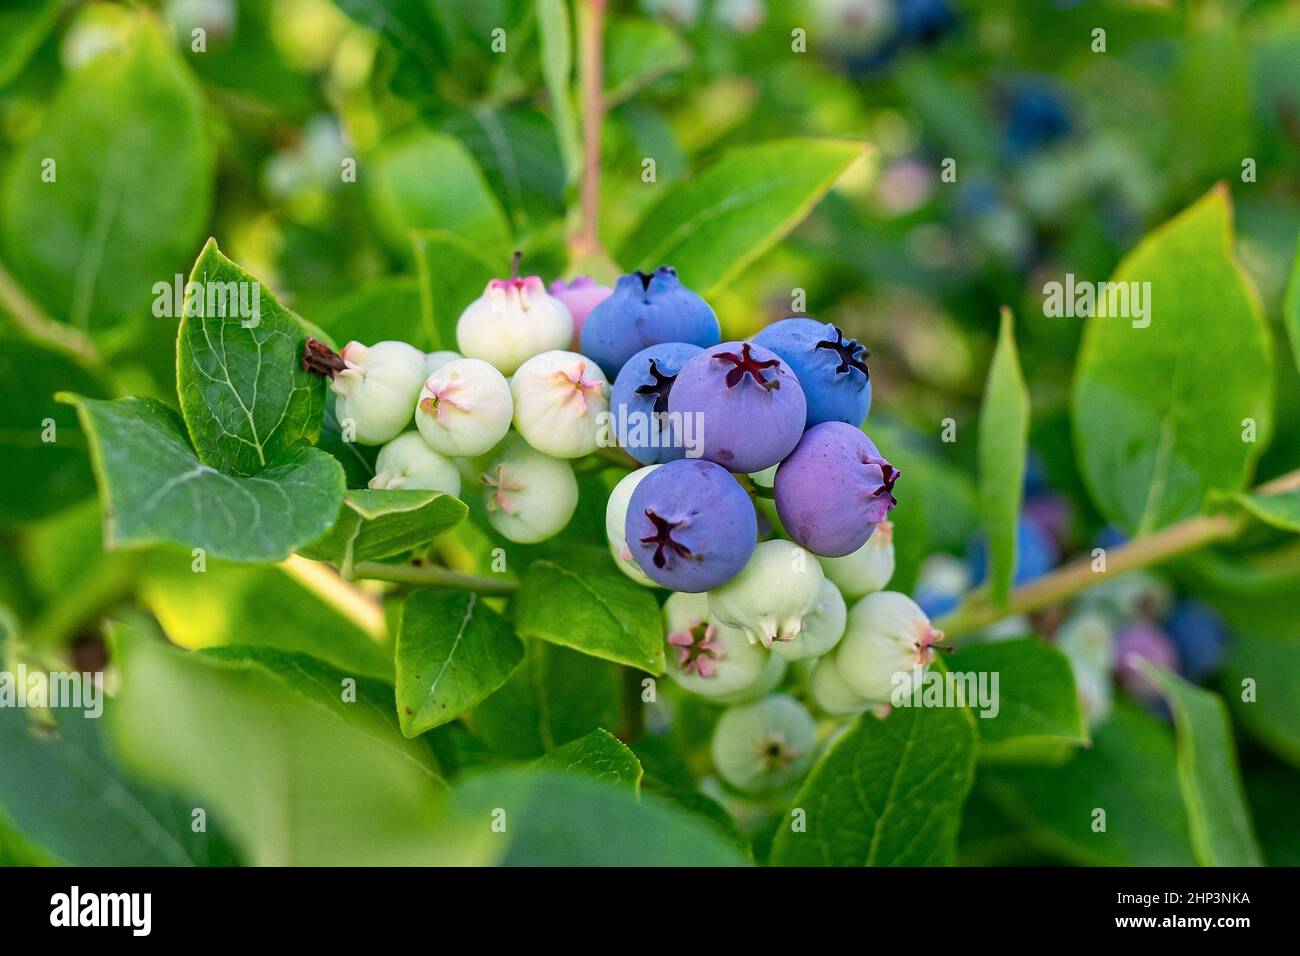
[1,0,1299,866]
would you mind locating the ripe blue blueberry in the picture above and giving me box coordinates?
[625,458,757,592]
[773,422,899,557]
[609,342,703,465]
[1164,599,1228,682]
[753,317,871,427]
[668,341,806,474]
[580,267,720,378]
[968,514,1057,588]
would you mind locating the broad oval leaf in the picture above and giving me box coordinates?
[299,489,468,576]
[1222,628,1300,768]
[60,394,344,563]
[513,548,664,673]
[770,705,976,866]
[177,239,326,477]
[1072,186,1273,535]
[395,590,523,737]
[1210,488,1300,534]
[618,138,866,296]
[537,728,643,790]
[0,15,213,330]
[977,307,1029,607]
[1133,661,1263,866]
[605,17,691,107]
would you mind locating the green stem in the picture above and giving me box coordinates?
[0,255,104,373]
[938,466,1300,640]
[570,0,607,260]
[351,560,518,595]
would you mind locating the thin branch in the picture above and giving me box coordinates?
[570,0,607,259]
[280,555,387,639]
[352,560,519,595]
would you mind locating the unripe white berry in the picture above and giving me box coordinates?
[710,694,817,794]
[331,340,428,445]
[369,432,461,495]
[456,276,573,375]
[772,578,847,661]
[479,434,578,543]
[818,520,895,599]
[605,465,660,585]
[510,351,610,458]
[808,656,873,716]
[708,539,825,647]
[712,651,787,706]
[662,591,768,698]
[416,357,513,458]
[425,350,462,375]
[834,591,944,704]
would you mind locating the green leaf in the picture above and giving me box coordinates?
[473,639,621,758]
[1072,186,1274,535]
[176,239,326,477]
[60,395,345,564]
[108,621,491,866]
[947,637,1089,761]
[365,129,511,259]
[977,307,1029,606]
[537,728,643,790]
[413,228,503,352]
[0,15,213,330]
[449,768,747,866]
[980,703,1196,866]
[513,548,664,672]
[1133,662,1262,866]
[0,0,60,88]
[299,489,467,576]
[605,17,691,106]
[315,276,430,351]
[618,138,866,296]
[395,590,523,737]
[1221,629,1300,768]
[317,396,379,488]
[139,557,394,681]
[1210,488,1300,533]
[537,0,580,183]
[770,706,976,866]
[0,336,106,530]
[1286,234,1300,375]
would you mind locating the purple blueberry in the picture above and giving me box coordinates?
[1114,621,1179,699]
[610,342,703,465]
[625,459,757,592]
[1164,599,1228,682]
[667,341,807,473]
[579,266,720,378]
[773,422,899,557]
[752,317,871,427]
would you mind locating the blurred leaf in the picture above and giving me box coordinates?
[412,228,501,352]
[333,0,445,101]
[977,307,1029,607]
[1209,488,1300,533]
[177,239,325,477]
[107,621,493,866]
[1221,628,1300,769]
[300,489,467,576]
[536,728,642,790]
[395,590,523,737]
[443,107,568,228]
[1134,662,1262,866]
[60,395,344,563]
[513,548,664,672]
[472,638,621,758]
[449,768,746,865]
[0,336,105,530]
[1245,766,1300,867]
[537,0,580,182]
[605,17,691,106]
[619,138,866,295]
[770,706,976,866]
[0,15,213,330]
[315,277,430,351]
[1173,29,1251,188]
[947,637,1088,762]
[366,129,511,259]
[1285,234,1300,375]
[980,704,1196,866]
[0,0,60,88]
[139,557,393,680]
[1072,186,1273,535]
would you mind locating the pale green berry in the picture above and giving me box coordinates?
[773,578,846,662]
[818,520,895,599]
[835,591,944,704]
[605,465,660,585]
[511,350,610,458]
[1055,610,1114,674]
[331,340,427,445]
[709,694,817,794]
[456,275,573,375]
[479,434,578,543]
[662,591,768,698]
[808,657,873,716]
[708,539,825,647]
[712,651,787,705]
[425,350,462,375]
[369,432,460,495]
[416,358,513,458]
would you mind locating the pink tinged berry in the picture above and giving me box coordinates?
[418,379,469,422]
[481,465,523,515]
[667,620,726,678]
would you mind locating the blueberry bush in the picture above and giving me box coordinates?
[2,0,1299,867]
